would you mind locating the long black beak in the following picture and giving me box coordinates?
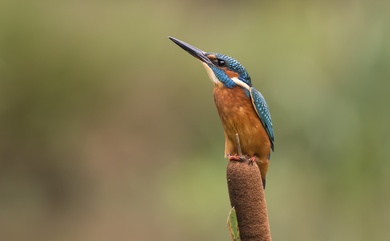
[168,36,213,65]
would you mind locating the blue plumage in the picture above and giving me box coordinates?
[250,87,274,151]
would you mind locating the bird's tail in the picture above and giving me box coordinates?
[257,159,269,189]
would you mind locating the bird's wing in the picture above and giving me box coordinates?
[250,87,274,151]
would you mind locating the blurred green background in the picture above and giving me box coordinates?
[1,0,389,240]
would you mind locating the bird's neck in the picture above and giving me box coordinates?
[214,84,250,97]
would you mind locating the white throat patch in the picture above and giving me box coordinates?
[201,62,221,85]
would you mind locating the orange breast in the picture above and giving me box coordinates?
[213,86,271,160]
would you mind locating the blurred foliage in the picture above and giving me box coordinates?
[0,0,389,240]
[228,207,240,241]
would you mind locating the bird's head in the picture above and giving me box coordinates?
[169,36,252,90]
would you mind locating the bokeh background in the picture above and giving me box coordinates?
[1,0,389,240]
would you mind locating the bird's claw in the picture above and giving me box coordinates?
[228,154,242,161]
[248,156,256,166]
[228,154,253,165]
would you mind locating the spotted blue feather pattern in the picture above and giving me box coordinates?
[250,87,274,151]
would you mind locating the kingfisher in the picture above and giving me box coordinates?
[169,36,274,188]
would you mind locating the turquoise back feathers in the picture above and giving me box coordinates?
[250,87,275,151]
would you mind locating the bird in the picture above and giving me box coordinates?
[168,36,274,189]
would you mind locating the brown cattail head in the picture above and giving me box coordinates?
[227,160,271,241]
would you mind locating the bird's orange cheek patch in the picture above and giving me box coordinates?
[224,69,239,79]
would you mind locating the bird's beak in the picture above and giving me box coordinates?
[168,36,213,65]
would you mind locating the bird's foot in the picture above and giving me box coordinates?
[228,154,252,165]
[248,156,257,166]
[228,154,245,161]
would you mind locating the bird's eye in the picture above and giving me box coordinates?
[217,59,225,67]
